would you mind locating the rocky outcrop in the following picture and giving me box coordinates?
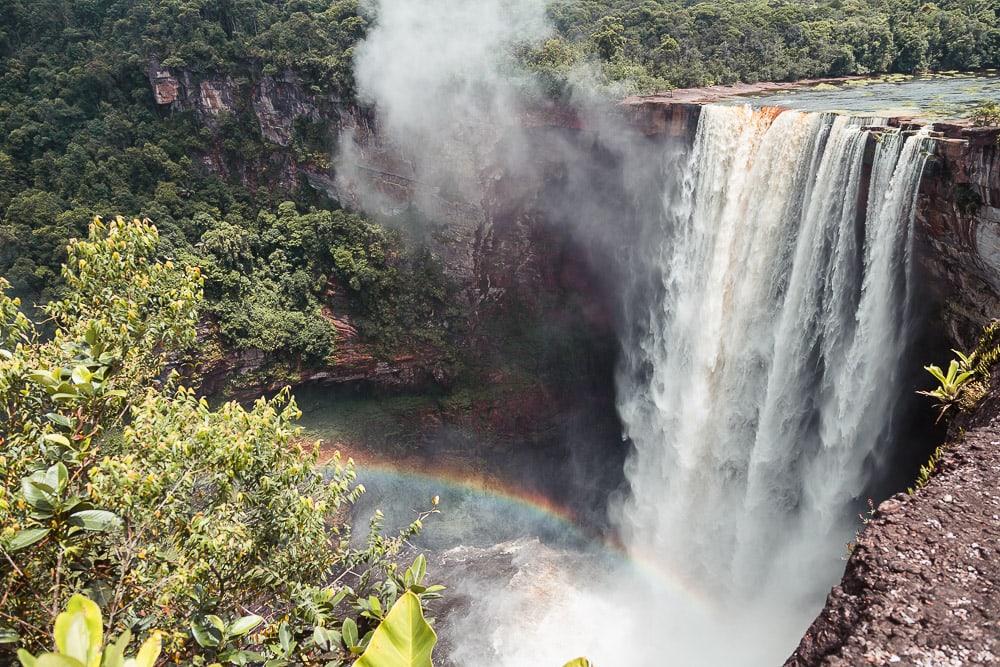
[146,58,322,142]
[918,126,1000,347]
[787,380,1000,666]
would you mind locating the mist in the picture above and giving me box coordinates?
[333,1,932,665]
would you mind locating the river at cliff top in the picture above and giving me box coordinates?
[722,71,1000,119]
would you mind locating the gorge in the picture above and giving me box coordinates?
[146,49,1000,660]
[4,2,1000,665]
[83,9,1000,666]
[318,21,1000,661]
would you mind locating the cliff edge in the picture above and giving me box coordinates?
[787,379,1000,665]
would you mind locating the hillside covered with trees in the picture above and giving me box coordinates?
[1,0,997,373]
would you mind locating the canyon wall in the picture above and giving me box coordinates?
[145,62,1000,379]
[147,65,1000,660]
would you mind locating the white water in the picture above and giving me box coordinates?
[438,106,932,667]
[612,105,931,657]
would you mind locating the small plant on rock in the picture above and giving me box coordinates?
[917,358,976,421]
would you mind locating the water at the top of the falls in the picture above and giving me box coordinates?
[615,103,931,616]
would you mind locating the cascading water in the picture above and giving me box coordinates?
[441,105,932,667]
[614,104,931,654]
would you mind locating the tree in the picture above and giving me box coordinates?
[0,216,441,663]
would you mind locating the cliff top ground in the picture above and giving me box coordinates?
[787,386,1000,666]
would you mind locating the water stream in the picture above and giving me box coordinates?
[614,106,932,651]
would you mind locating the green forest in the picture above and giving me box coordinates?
[1,0,999,664]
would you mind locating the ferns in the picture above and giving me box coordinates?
[908,445,945,494]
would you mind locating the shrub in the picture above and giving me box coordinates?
[0,216,441,663]
[971,101,1000,126]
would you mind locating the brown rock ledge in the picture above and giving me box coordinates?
[786,414,1000,665]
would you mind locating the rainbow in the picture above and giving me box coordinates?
[323,447,718,614]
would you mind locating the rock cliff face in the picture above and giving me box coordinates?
[146,58,329,187]
[147,58,323,146]
[918,126,1000,347]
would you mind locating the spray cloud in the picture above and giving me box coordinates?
[334,2,931,665]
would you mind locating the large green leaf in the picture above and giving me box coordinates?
[34,655,85,667]
[353,592,436,667]
[67,510,121,532]
[190,621,221,648]
[21,478,55,512]
[127,632,162,667]
[53,595,102,667]
[7,527,50,552]
[227,614,263,637]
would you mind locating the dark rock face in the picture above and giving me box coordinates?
[786,400,1000,665]
[917,127,1000,347]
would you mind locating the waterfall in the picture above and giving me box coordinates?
[616,104,930,625]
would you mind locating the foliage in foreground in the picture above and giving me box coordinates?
[16,594,162,667]
[21,590,598,666]
[0,216,442,664]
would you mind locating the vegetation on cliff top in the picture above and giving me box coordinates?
[1,0,997,375]
[543,0,999,91]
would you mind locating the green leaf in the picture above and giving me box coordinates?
[17,648,38,667]
[34,656,86,667]
[352,592,436,667]
[0,625,19,644]
[45,463,68,493]
[278,623,292,652]
[45,413,75,429]
[67,510,122,532]
[7,527,50,552]
[54,595,102,667]
[42,434,72,448]
[190,622,220,649]
[562,659,594,667]
[227,614,263,637]
[102,629,131,667]
[341,618,358,649]
[22,478,55,511]
[411,554,426,585]
[129,632,162,667]
[70,366,92,385]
